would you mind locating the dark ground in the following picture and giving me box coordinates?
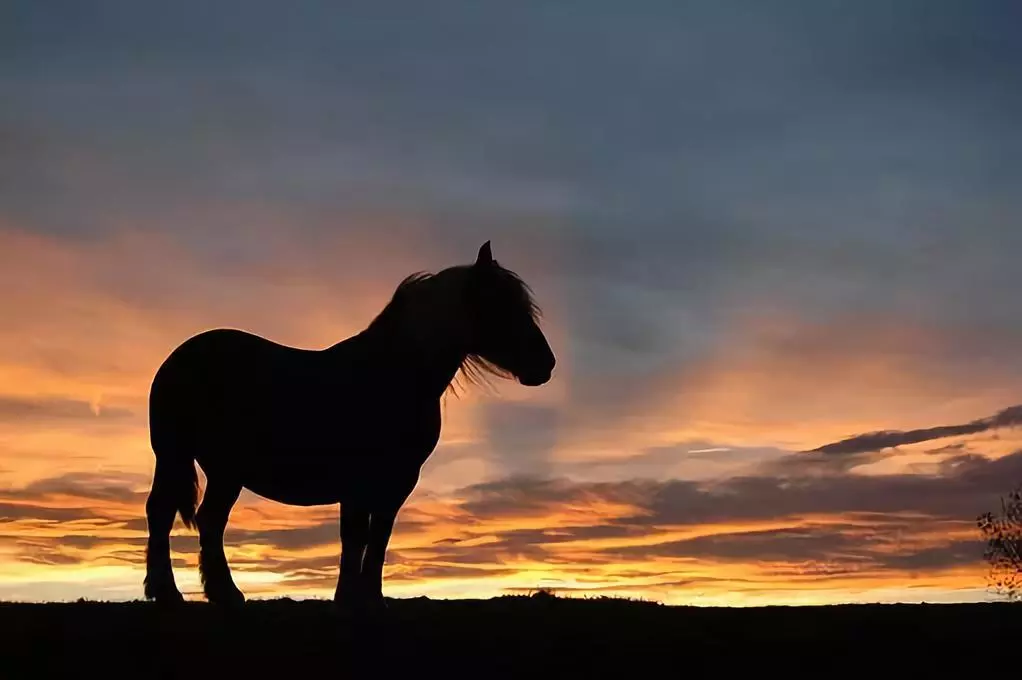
[2,593,1019,678]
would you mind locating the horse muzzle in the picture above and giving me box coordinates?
[517,366,553,387]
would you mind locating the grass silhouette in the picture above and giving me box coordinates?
[2,590,1019,677]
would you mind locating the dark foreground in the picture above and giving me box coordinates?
[2,594,1019,678]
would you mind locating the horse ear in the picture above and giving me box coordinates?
[475,240,493,266]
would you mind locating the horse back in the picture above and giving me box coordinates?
[150,328,440,463]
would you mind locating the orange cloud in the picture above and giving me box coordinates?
[0,447,1007,605]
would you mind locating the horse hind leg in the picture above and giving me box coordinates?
[143,458,193,604]
[196,477,244,607]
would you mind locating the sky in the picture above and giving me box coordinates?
[1,0,1021,605]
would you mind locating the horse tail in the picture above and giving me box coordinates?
[171,456,199,530]
[150,450,199,530]
[149,426,200,530]
[148,354,202,530]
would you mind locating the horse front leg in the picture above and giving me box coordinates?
[360,503,401,611]
[334,501,370,613]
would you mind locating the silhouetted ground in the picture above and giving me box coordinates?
[2,592,1019,678]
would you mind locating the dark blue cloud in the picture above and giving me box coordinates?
[3,0,1021,452]
[479,401,560,476]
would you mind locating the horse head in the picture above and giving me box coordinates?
[463,241,556,387]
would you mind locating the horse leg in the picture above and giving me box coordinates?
[361,502,402,611]
[143,459,186,603]
[333,502,370,612]
[196,478,244,606]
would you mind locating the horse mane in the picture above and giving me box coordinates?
[365,262,542,397]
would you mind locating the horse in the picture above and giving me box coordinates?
[142,241,556,613]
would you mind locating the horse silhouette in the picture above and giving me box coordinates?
[142,241,555,613]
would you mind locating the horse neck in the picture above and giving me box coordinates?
[351,304,468,401]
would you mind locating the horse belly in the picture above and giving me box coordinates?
[188,380,438,507]
[233,453,346,506]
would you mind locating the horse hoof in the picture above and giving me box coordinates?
[207,587,246,609]
[145,584,185,606]
[331,594,387,621]
[365,597,388,615]
[330,597,358,619]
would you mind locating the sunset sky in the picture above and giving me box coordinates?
[2,1,1021,606]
